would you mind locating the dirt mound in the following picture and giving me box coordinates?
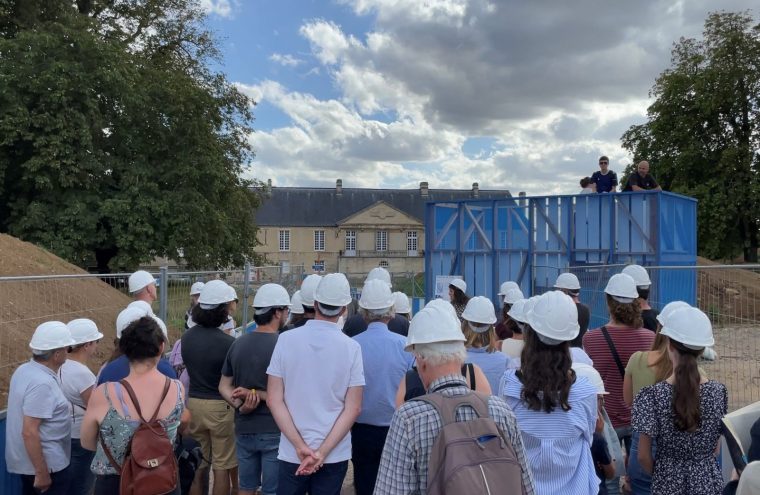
[0,234,131,407]
[695,256,760,324]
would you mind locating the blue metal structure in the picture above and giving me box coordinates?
[425,191,698,325]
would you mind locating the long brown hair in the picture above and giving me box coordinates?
[462,321,498,353]
[650,323,673,382]
[519,326,574,413]
[671,340,703,432]
[449,285,470,307]
[606,294,643,328]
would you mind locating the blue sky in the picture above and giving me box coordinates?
[201,0,757,195]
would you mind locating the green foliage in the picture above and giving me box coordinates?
[0,0,260,270]
[621,11,760,261]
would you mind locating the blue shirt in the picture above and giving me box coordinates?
[97,355,177,385]
[466,347,507,393]
[353,322,414,426]
[591,170,618,193]
[501,369,600,494]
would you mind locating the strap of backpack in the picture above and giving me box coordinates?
[120,377,171,423]
[600,326,625,379]
[466,362,475,390]
[417,391,491,426]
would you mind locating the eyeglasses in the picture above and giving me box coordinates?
[599,161,608,165]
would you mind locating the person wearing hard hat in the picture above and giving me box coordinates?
[374,300,535,494]
[185,281,205,330]
[448,278,469,321]
[350,280,414,495]
[5,321,76,495]
[501,291,600,494]
[391,291,412,320]
[495,287,524,340]
[298,273,323,323]
[266,273,365,493]
[282,290,306,331]
[554,272,591,346]
[343,269,410,338]
[583,273,655,462]
[182,279,239,495]
[632,307,726,495]
[501,298,530,367]
[461,296,507,392]
[127,269,158,305]
[622,264,659,332]
[58,319,103,495]
[219,283,290,495]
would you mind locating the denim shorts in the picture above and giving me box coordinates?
[236,432,280,494]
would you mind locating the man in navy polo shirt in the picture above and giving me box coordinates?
[591,155,618,193]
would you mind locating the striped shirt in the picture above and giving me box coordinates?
[501,370,600,495]
[374,374,535,495]
[583,325,655,428]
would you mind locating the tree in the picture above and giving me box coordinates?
[622,11,760,262]
[0,0,261,271]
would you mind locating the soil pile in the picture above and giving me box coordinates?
[696,256,760,323]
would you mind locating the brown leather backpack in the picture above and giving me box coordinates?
[101,378,178,495]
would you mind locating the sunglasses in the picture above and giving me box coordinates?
[599,161,608,165]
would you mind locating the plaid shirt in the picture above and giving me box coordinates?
[373,374,535,495]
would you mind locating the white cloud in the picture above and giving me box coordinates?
[269,53,304,67]
[200,0,235,18]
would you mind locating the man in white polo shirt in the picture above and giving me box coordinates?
[267,273,365,495]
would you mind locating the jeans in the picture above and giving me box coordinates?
[615,424,633,456]
[68,438,96,495]
[628,431,655,494]
[277,460,348,495]
[20,466,71,495]
[351,423,390,495]
[236,432,280,494]
[94,474,181,495]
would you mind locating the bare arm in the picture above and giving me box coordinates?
[80,384,108,451]
[395,375,406,408]
[22,416,51,491]
[638,433,654,474]
[218,375,243,409]
[623,372,633,406]
[602,460,616,480]
[471,364,492,395]
[631,185,645,191]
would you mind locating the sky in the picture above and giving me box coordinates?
[200,0,756,196]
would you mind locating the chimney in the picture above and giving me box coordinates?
[420,181,429,198]
[518,191,527,206]
[472,182,479,198]
[336,178,343,196]
[265,178,273,197]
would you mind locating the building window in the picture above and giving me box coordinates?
[345,230,356,256]
[379,260,389,268]
[376,231,388,252]
[279,230,290,252]
[407,231,418,256]
[314,230,325,251]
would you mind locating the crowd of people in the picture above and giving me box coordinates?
[580,157,663,194]
[4,265,758,495]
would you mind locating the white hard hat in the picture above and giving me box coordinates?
[253,284,291,309]
[198,280,235,309]
[290,290,305,315]
[392,292,412,314]
[507,299,529,323]
[359,279,395,311]
[128,270,157,293]
[366,267,392,288]
[226,285,238,302]
[67,318,104,345]
[461,296,497,325]
[300,274,323,307]
[118,303,168,338]
[604,273,639,302]
[449,278,467,293]
[622,264,651,288]
[314,273,352,307]
[660,306,714,349]
[656,300,690,327]
[29,321,76,351]
[405,299,465,351]
[189,282,205,296]
[498,281,520,296]
[527,291,580,343]
[573,363,608,394]
[503,287,524,305]
[554,272,581,291]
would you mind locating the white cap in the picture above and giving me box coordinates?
[29,321,76,351]
[660,306,715,349]
[359,279,395,311]
[67,318,104,345]
[300,274,323,307]
[527,291,580,343]
[656,300,690,327]
[503,287,524,305]
[405,299,465,351]
[392,292,412,314]
[128,270,157,293]
[190,282,205,296]
[118,303,168,338]
[622,264,651,288]
[290,291,305,315]
[573,363,608,394]
[507,299,529,323]
[253,284,291,309]
[461,296,497,325]
[366,267,392,288]
[314,273,352,308]
[498,281,520,296]
[554,273,581,291]
[198,280,235,309]
[604,273,639,303]
[449,278,467,293]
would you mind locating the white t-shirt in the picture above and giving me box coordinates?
[58,359,96,438]
[267,319,365,464]
[501,338,524,359]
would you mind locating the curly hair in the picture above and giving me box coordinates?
[191,303,231,328]
[606,294,643,328]
[519,326,574,413]
[119,316,166,361]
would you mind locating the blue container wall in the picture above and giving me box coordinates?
[0,413,22,494]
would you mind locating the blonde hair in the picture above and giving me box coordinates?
[462,320,498,353]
